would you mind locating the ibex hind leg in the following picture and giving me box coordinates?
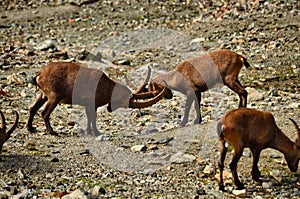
[180,92,195,126]
[180,98,193,126]
[193,91,202,124]
[85,107,92,135]
[225,79,247,108]
[229,146,245,190]
[26,93,47,133]
[42,98,59,136]
[218,139,227,191]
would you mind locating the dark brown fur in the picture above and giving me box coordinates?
[26,62,166,136]
[217,108,300,190]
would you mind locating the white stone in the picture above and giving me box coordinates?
[232,189,246,196]
[130,145,147,152]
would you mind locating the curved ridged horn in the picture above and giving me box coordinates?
[129,86,166,109]
[134,66,151,94]
[131,91,155,100]
[0,111,6,131]
[7,111,19,135]
[289,118,300,145]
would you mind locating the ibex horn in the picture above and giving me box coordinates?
[0,111,6,131]
[289,118,300,144]
[7,111,19,135]
[134,66,151,94]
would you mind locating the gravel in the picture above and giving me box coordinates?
[0,0,299,198]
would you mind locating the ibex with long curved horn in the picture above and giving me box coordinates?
[26,62,166,136]
[0,111,19,157]
[217,108,300,190]
[136,49,250,126]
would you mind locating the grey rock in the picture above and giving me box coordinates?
[0,179,8,188]
[48,51,69,59]
[148,137,174,144]
[62,189,91,199]
[269,152,281,159]
[269,88,279,96]
[52,148,61,154]
[90,186,106,195]
[0,191,9,199]
[11,190,29,199]
[117,59,131,65]
[79,149,90,155]
[242,149,251,157]
[262,182,273,189]
[170,152,196,164]
[288,102,300,108]
[69,0,97,6]
[141,168,156,175]
[270,170,282,182]
[246,87,264,102]
[35,39,57,51]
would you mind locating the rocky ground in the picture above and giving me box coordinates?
[0,0,299,198]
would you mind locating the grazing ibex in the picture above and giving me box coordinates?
[217,108,300,190]
[26,62,166,136]
[136,49,250,126]
[0,110,19,158]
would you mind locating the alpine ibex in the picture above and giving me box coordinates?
[217,108,300,190]
[136,49,250,126]
[26,62,166,136]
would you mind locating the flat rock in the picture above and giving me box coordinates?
[262,182,273,189]
[246,87,264,101]
[232,189,246,196]
[170,152,196,164]
[62,189,90,199]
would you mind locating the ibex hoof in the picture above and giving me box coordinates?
[93,130,101,137]
[193,119,202,124]
[49,131,58,136]
[180,121,188,127]
[219,184,225,191]
[236,184,245,190]
[27,126,36,133]
[86,129,101,137]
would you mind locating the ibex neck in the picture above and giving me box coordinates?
[270,130,295,155]
[152,70,190,93]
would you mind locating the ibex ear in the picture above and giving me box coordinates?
[289,118,300,146]
[295,138,300,146]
